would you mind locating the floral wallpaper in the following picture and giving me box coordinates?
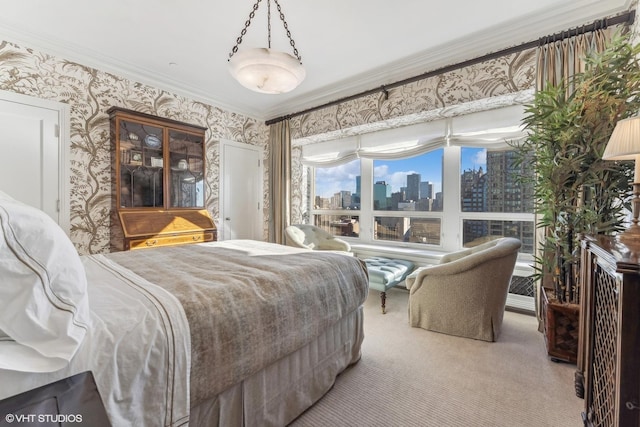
[287,49,538,223]
[0,38,543,250]
[0,40,269,255]
[632,0,640,45]
[290,50,536,140]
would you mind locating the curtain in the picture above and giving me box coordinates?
[268,119,292,244]
[534,26,611,330]
[536,27,610,91]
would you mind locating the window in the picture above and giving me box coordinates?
[375,217,441,244]
[313,159,360,236]
[305,104,534,254]
[460,148,534,213]
[372,151,443,212]
[372,150,444,244]
[311,145,534,255]
[462,219,534,250]
[315,214,360,237]
[459,147,534,253]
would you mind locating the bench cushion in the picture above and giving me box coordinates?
[363,257,414,292]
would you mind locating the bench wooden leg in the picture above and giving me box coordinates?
[380,291,387,314]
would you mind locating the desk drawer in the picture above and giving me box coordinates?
[128,231,215,250]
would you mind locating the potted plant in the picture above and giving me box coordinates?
[512,31,640,363]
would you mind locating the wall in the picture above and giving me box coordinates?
[632,0,640,44]
[0,40,269,255]
[287,49,538,223]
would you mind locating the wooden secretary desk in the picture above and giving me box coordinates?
[108,107,216,251]
[576,235,640,426]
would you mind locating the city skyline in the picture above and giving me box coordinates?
[315,147,487,198]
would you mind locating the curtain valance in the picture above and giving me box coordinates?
[301,105,526,167]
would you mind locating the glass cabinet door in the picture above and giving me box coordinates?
[118,120,164,208]
[168,129,204,208]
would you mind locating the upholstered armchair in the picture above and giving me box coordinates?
[405,237,521,342]
[284,224,351,252]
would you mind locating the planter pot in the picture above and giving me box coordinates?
[542,288,579,364]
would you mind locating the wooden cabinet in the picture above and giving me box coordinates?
[576,235,640,426]
[108,107,216,250]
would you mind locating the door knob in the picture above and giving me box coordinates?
[225,217,231,221]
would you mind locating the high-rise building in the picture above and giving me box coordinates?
[373,181,391,209]
[406,173,421,201]
[486,151,533,213]
[353,175,361,204]
[420,181,433,200]
[314,196,330,210]
[391,192,403,210]
[341,191,352,209]
[332,190,352,209]
[461,167,485,212]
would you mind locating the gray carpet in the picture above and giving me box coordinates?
[290,287,583,427]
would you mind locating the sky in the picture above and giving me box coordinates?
[315,148,487,198]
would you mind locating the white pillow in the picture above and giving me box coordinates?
[0,191,90,372]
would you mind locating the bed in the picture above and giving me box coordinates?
[0,191,369,426]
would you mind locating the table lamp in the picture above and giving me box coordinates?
[603,116,640,246]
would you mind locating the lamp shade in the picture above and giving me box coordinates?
[228,47,306,94]
[603,116,640,160]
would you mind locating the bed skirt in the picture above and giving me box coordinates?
[189,305,364,427]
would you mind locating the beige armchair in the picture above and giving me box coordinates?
[284,224,351,252]
[405,237,521,342]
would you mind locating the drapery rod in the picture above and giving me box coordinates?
[265,10,635,126]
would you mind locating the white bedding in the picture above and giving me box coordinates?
[0,255,191,427]
[105,239,368,408]
[0,191,91,372]
[0,240,367,427]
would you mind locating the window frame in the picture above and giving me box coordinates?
[310,145,534,260]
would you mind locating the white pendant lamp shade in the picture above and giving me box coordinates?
[228,1,305,94]
[229,47,306,94]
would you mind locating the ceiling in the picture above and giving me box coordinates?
[0,0,633,122]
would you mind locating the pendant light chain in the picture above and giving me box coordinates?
[273,0,301,62]
[267,0,272,49]
[228,0,302,63]
[229,0,261,59]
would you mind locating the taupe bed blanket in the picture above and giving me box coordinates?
[106,240,369,407]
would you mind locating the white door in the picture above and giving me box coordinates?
[220,140,263,240]
[0,90,69,232]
